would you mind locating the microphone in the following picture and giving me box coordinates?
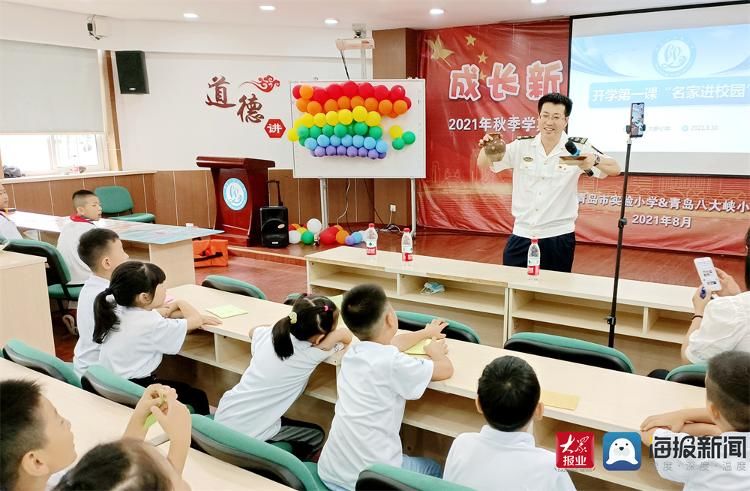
[565,140,593,177]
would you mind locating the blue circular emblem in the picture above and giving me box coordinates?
[653,38,695,77]
[223,178,248,211]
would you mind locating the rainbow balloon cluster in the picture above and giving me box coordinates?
[287,81,416,159]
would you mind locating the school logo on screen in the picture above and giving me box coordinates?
[603,432,641,471]
[223,178,248,211]
[653,38,695,77]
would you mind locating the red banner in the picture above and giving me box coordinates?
[418,22,748,256]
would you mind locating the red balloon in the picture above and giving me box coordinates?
[358,82,374,98]
[404,96,412,109]
[320,226,339,245]
[373,84,389,101]
[389,85,405,101]
[327,83,343,100]
[312,88,329,104]
[292,84,302,99]
[342,80,358,97]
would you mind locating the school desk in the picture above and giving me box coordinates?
[10,211,221,287]
[0,251,54,354]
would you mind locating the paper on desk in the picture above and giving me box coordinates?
[206,305,248,319]
[405,338,432,356]
[541,390,579,411]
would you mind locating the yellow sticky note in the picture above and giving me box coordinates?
[206,305,248,319]
[405,338,432,356]
[541,390,580,411]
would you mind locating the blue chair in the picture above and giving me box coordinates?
[356,464,474,491]
[202,275,266,300]
[666,364,706,387]
[80,365,144,408]
[396,311,481,344]
[2,339,81,388]
[94,186,155,223]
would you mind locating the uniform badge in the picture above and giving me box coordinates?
[523,156,533,162]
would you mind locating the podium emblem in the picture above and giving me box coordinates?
[223,178,248,211]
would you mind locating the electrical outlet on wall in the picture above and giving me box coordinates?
[389,204,397,213]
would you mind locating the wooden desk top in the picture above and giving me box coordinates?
[0,360,166,456]
[0,250,47,270]
[2,170,156,184]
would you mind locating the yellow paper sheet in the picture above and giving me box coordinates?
[405,338,432,355]
[541,390,580,411]
[206,305,248,319]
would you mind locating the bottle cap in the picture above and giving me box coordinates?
[369,223,375,227]
[404,228,410,233]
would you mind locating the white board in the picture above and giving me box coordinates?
[290,79,425,179]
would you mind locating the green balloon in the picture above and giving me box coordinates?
[297,126,309,140]
[347,124,356,135]
[392,138,405,150]
[334,124,348,137]
[403,131,416,145]
[299,138,307,148]
[368,126,383,139]
[309,126,322,139]
[322,124,334,137]
[301,230,314,245]
[354,122,369,136]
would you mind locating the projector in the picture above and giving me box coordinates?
[336,38,375,51]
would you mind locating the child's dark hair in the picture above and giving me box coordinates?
[272,295,338,359]
[0,380,45,490]
[341,284,387,340]
[538,92,572,117]
[72,189,97,208]
[94,261,166,343]
[78,228,120,269]
[53,439,170,491]
[706,350,750,432]
[478,356,540,431]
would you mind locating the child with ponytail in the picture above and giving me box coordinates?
[93,260,220,415]
[215,294,352,459]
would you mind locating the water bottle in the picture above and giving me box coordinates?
[527,237,540,279]
[365,223,378,256]
[401,228,413,262]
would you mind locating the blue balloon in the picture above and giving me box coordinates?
[352,232,363,243]
[364,137,376,150]
[375,140,388,153]
[341,135,353,147]
[304,138,317,150]
[358,147,368,157]
[352,135,365,148]
[325,145,337,156]
[317,135,330,147]
[330,135,341,147]
[336,145,347,156]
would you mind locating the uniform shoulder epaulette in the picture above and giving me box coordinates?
[569,136,588,144]
[515,135,534,140]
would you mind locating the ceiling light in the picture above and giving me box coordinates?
[429,8,445,15]
[183,12,199,19]
[259,5,276,11]
[324,18,339,25]
[530,0,547,4]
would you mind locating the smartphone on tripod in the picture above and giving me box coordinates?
[628,102,645,138]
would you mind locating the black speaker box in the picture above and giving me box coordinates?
[260,181,289,248]
[115,51,149,94]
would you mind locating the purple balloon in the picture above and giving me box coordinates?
[368,149,379,159]
[346,146,358,157]
[336,145,347,155]
[314,146,326,157]
[378,152,386,159]
[344,235,354,245]
[357,147,368,157]
[325,145,337,156]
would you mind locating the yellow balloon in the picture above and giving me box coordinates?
[365,111,381,127]
[297,227,308,235]
[338,109,353,125]
[313,112,327,128]
[352,105,368,122]
[325,111,339,126]
[301,113,314,128]
[389,125,404,139]
[287,128,299,141]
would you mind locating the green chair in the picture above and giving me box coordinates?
[81,365,144,408]
[396,311,481,344]
[666,363,707,387]
[202,275,266,300]
[356,464,473,491]
[94,186,155,223]
[2,339,81,388]
[504,332,635,373]
[190,415,325,491]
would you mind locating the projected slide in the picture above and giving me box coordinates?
[569,8,750,176]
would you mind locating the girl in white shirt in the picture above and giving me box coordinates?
[94,260,220,415]
[215,294,352,459]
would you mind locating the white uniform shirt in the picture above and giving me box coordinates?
[318,342,434,491]
[491,132,607,239]
[0,212,22,240]
[685,292,750,363]
[73,274,109,377]
[653,429,750,490]
[214,325,338,441]
[98,306,187,380]
[57,219,96,284]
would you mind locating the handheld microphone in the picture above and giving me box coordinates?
[565,140,593,177]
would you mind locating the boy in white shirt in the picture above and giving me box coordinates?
[444,356,576,491]
[72,228,129,377]
[318,284,454,491]
[640,351,750,491]
[57,190,102,284]
[0,182,23,241]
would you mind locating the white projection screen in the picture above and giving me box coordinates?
[569,3,750,176]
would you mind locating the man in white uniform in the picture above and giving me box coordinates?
[477,93,621,272]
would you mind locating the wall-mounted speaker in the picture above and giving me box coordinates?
[115,51,149,94]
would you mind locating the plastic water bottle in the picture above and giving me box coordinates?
[527,237,541,280]
[365,223,378,256]
[401,228,413,262]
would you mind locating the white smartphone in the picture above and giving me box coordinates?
[694,257,722,292]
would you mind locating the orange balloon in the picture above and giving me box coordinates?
[364,97,379,112]
[306,101,323,115]
[378,99,393,115]
[295,98,310,112]
[300,85,313,100]
[337,96,351,110]
[335,229,349,244]
[323,99,339,113]
[389,111,398,118]
[350,96,365,109]
[393,100,408,115]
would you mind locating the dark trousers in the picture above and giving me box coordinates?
[131,375,210,415]
[502,232,576,273]
[268,416,325,461]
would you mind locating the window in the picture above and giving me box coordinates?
[0,133,107,175]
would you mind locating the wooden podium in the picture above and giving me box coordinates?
[196,156,275,246]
